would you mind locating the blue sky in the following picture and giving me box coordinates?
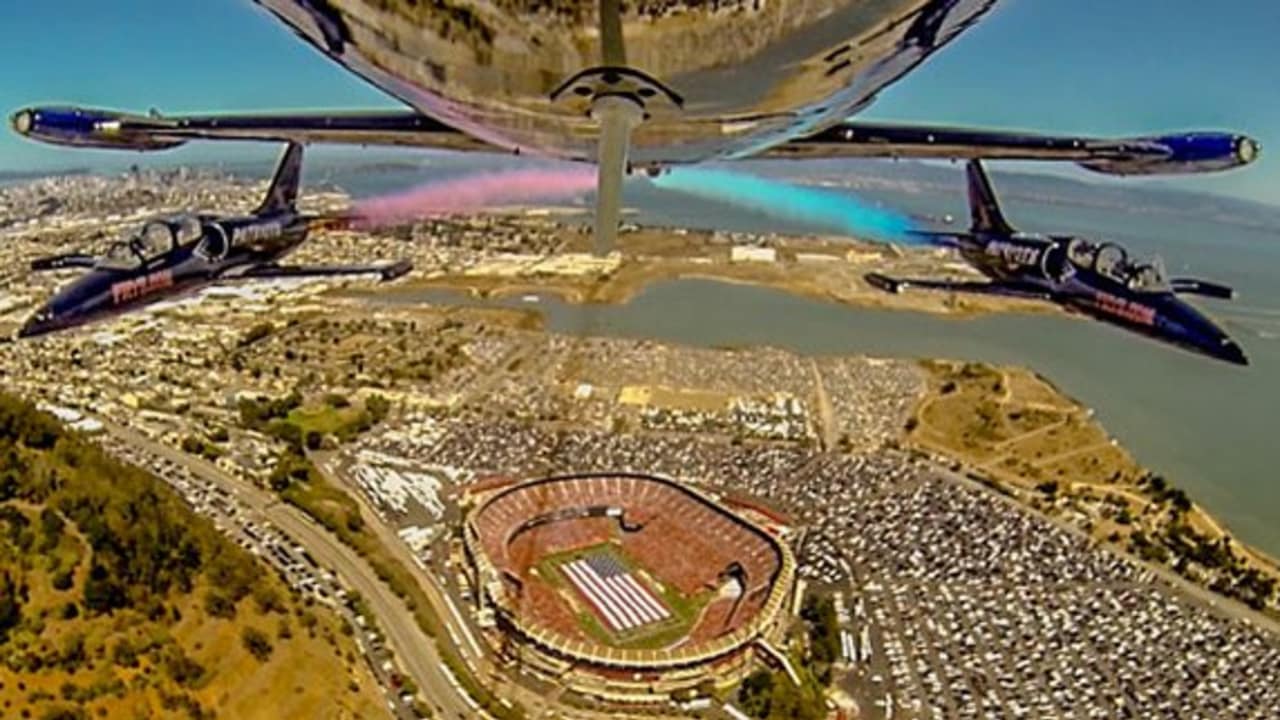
[1,1,1277,206]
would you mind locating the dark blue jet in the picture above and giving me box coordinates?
[19,142,410,338]
[866,160,1247,365]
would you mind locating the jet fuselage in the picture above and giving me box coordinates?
[20,212,310,338]
[953,232,1247,365]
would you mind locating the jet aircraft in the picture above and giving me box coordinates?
[19,142,410,338]
[8,0,1261,253]
[865,161,1247,365]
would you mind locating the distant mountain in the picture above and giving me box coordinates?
[0,167,90,181]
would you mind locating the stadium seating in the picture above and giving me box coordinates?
[472,474,783,647]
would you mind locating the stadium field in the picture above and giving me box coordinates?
[533,542,712,651]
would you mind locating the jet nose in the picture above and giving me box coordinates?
[17,309,57,339]
[1217,338,1249,366]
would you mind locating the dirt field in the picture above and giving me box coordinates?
[908,359,1143,489]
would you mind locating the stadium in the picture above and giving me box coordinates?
[463,472,796,703]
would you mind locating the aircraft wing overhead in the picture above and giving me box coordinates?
[770,121,1261,176]
[10,106,496,154]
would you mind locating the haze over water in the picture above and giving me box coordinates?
[338,162,1280,556]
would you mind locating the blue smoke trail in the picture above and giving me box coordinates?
[652,166,916,243]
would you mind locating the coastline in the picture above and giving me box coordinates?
[906,358,1280,623]
[345,263,1279,622]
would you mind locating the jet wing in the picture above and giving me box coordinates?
[865,272,1050,300]
[770,121,1260,176]
[30,253,97,271]
[237,259,412,282]
[11,106,494,154]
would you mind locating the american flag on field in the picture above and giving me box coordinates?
[562,552,671,632]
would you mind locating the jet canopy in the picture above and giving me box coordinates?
[94,215,202,270]
[1065,238,1170,292]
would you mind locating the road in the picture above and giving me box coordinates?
[103,423,480,720]
[810,358,836,451]
[319,456,578,719]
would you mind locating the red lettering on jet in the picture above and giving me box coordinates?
[1092,291,1156,326]
[110,270,174,305]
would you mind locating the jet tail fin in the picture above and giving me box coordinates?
[255,142,304,215]
[966,160,1015,235]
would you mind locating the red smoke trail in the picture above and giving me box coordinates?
[350,166,597,227]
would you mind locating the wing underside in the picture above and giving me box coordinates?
[10,106,1259,177]
[768,121,1259,176]
[10,107,496,154]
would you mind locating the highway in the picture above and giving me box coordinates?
[318,456,567,719]
[101,423,480,720]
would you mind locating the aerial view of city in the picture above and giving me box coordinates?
[2,1,1279,719]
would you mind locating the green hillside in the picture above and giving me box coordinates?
[0,393,386,719]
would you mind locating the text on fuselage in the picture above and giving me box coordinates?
[1091,291,1156,326]
[984,240,1042,266]
[233,221,284,245]
[111,270,173,305]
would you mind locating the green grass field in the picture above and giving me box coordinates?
[534,542,712,651]
[286,404,363,436]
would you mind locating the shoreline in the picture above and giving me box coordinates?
[345,271,1280,622]
[906,358,1280,623]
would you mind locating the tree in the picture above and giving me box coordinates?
[305,430,324,451]
[83,562,125,614]
[51,570,74,592]
[1036,481,1059,496]
[39,706,87,720]
[112,639,139,668]
[163,648,206,688]
[242,626,274,661]
[203,590,236,619]
[365,394,391,423]
[739,669,774,718]
[39,507,64,546]
[181,436,204,455]
[253,585,285,615]
[267,421,303,451]
[0,569,22,641]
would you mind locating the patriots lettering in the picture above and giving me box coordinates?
[233,221,284,245]
[984,240,1043,266]
[110,270,174,305]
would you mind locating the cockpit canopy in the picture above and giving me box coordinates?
[94,215,203,270]
[1064,237,1169,292]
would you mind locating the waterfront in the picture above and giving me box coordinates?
[356,167,1280,558]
